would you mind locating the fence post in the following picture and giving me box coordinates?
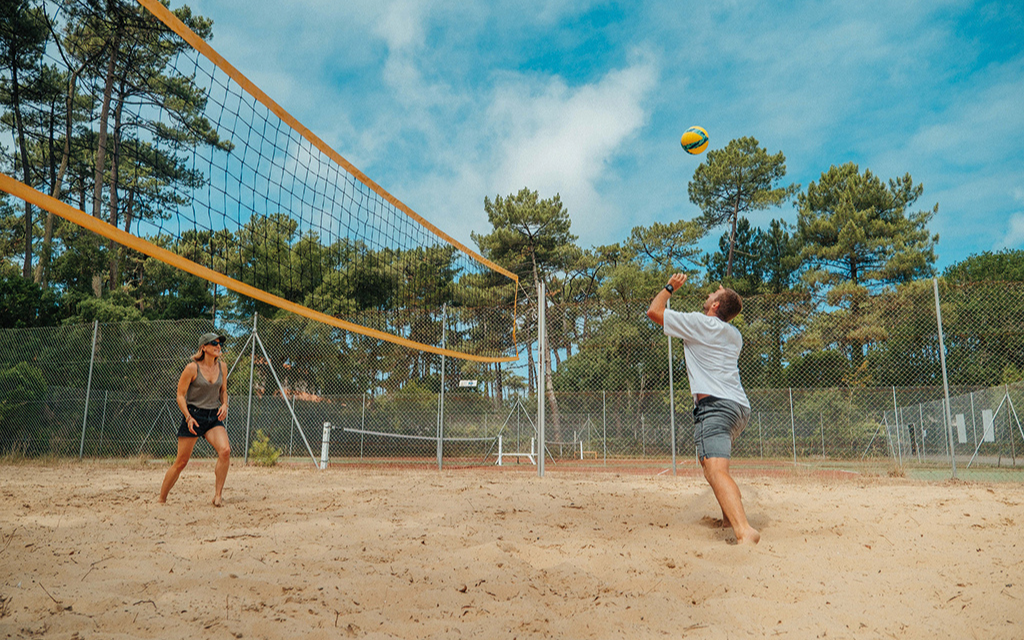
[79,320,99,460]
[758,412,763,459]
[820,411,825,458]
[789,388,797,465]
[602,390,607,466]
[537,280,546,478]
[98,390,108,456]
[933,278,957,478]
[892,387,903,468]
[667,298,677,475]
[437,304,446,471]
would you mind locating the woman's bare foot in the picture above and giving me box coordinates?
[212,496,223,507]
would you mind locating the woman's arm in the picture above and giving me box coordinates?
[217,361,229,421]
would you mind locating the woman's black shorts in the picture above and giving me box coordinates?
[178,405,225,438]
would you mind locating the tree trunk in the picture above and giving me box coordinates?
[91,26,120,297]
[527,337,536,396]
[107,87,124,289]
[91,29,118,219]
[34,94,58,285]
[726,196,741,278]
[8,58,34,280]
[493,362,504,408]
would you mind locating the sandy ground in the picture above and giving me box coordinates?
[1,461,1022,640]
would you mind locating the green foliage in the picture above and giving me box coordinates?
[943,249,1024,283]
[64,288,144,323]
[797,163,938,288]
[473,188,578,285]
[248,429,282,467]
[785,350,850,388]
[625,219,706,274]
[0,273,60,328]
[707,218,803,296]
[688,137,799,278]
[0,361,46,453]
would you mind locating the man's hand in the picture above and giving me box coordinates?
[667,273,687,290]
[648,272,689,326]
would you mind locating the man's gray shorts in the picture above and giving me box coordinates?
[693,396,750,460]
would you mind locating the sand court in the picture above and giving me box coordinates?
[1,462,1022,639]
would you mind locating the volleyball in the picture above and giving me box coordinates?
[680,126,709,155]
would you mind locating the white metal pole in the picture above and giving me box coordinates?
[360,392,366,459]
[893,387,902,468]
[920,404,926,459]
[667,298,677,475]
[244,313,257,466]
[537,280,546,478]
[789,388,797,465]
[79,319,99,460]
[602,391,607,465]
[437,304,446,471]
[254,330,318,466]
[933,278,957,478]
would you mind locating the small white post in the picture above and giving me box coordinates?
[497,434,503,466]
[320,422,331,470]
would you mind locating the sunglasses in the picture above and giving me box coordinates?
[206,341,223,347]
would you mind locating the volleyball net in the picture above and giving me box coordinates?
[0,0,518,362]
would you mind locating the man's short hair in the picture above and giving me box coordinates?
[716,288,742,322]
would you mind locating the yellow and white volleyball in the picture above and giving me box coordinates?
[680,126,709,155]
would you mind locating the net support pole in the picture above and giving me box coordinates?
[933,278,957,478]
[537,280,546,478]
[437,304,447,471]
[254,329,318,467]
[667,298,677,475]
[244,313,258,466]
[79,320,99,460]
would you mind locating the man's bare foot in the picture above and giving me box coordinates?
[700,516,730,528]
[735,526,760,545]
[212,496,223,507]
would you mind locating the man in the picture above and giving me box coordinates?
[646,273,759,545]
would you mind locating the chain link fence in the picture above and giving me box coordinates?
[1,281,1022,480]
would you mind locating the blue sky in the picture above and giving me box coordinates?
[187,0,1024,273]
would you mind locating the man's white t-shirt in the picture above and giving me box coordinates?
[662,309,749,408]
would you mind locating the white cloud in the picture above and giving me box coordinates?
[483,54,659,238]
[999,213,1024,250]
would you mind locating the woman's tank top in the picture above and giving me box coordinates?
[186,361,223,409]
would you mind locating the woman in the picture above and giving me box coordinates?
[159,331,231,506]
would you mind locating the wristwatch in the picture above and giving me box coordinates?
[664,284,674,294]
